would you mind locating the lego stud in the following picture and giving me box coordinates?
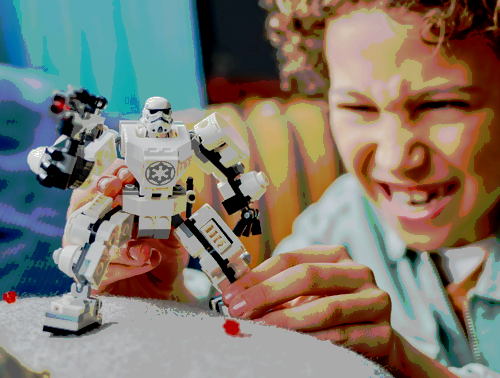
[52,247,64,264]
[27,146,46,175]
[241,251,252,265]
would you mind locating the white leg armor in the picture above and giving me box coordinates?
[44,193,134,334]
[173,204,252,296]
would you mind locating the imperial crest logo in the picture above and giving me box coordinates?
[145,161,176,186]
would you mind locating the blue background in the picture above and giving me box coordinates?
[0,0,206,298]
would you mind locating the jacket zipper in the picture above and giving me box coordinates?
[424,253,480,364]
[462,294,482,364]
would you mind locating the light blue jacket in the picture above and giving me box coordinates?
[273,173,500,377]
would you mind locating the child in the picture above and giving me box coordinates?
[221,0,500,377]
[69,0,500,376]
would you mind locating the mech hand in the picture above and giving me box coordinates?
[65,159,190,301]
[221,246,395,362]
[27,134,86,189]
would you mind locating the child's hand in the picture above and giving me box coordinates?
[221,246,393,362]
[64,159,190,300]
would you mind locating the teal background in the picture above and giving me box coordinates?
[8,0,206,113]
[0,0,206,298]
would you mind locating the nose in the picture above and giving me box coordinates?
[377,141,430,182]
[373,116,430,182]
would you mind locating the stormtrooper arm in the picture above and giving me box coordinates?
[27,123,120,190]
[27,89,120,190]
[190,112,269,216]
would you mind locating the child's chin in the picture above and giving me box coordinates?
[396,225,453,251]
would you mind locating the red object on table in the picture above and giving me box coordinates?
[3,291,18,304]
[223,319,241,336]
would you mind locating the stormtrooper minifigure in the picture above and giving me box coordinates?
[27,88,269,334]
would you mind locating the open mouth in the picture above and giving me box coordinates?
[378,179,460,206]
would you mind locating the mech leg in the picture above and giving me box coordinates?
[44,193,134,334]
[173,203,252,314]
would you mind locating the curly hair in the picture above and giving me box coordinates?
[258,0,500,97]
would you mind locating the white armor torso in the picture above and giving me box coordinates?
[119,121,193,197]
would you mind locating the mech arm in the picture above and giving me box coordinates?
[190,113,268,237]
[27,89,119,190]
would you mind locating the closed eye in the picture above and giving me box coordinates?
[414,101,470,112]
[339,101,470,113]
[339,105,377,112]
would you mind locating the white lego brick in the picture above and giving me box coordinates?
[122,194,186,217]
[200,220,231,254]
[119,120,137,157]
[50,297,82,317]
[217,181,236,200]
[193,113,225,150]
[173,124,193,161]
[93,220,120,249]
[173,223,206,259]
[83,194,113,219]
[43,311,102,332]
[64,213,96,246]
[27,146,46,175]
[198,253,225,286]
[84,131,118,177]
[121,122,193,194]
[193,113,249,163]
[227,252,251,280]
[107,211,134,247]
[183,268,213,305]
[54,244,81,278]
[82,241,116,288]
[239,171,269,202]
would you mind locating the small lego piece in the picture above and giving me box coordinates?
[223,319,240,336]
[2,291,18,304]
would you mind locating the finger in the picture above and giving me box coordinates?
[304,322,393,360]
[247,295,323,317]
[113,166,135,184]
[287,295,322,308]
[110,242,153,267]
[228,262,377,317]
[96,175,123,197]
[249,288,390,331]
[68,159,127,215]
[223,245,350,303]
[93,247,162,292]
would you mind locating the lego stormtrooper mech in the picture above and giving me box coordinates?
[27,88,269,335]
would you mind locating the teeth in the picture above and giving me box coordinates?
[392,190,429,204]
[386,181,455,206]
[409,192,429,203]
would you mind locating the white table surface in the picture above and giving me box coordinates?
[0,296,394,378]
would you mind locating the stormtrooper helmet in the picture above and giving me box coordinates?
[140,97,173,138]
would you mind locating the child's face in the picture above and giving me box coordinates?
[326,5,500,251]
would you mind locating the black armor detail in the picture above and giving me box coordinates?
[39,89,109,191]
[186,176,194,218]
[87,206,123,245]
[190,132,262,236]
[182,217,236,283]
[209,295,228,314]
[195,142,249,215]
[37,133,95,190]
